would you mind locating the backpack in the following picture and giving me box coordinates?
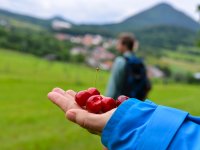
[121,56,151,101]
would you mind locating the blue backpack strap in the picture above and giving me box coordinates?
[136,106,188,150]
[124,55,142,65]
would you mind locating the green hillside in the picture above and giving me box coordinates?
[113,3,200,32]
[73,3,200,33]
[70,3,198,49]
[0,9,71,30]
[135,25,196,49]
[0,9,47,30]
[0,49,200,149]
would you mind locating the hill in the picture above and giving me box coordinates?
[103,3,200,32]
[0,9,71,30]
[70,3,199,49]
[73,3,200,33]
[135,25,196,50]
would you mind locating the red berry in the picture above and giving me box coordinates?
[75,90,92,107]
[86,95,103,114]
[116,95,129,106]
[87,87,100,96]
[101,97,116,113]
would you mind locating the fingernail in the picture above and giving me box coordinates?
[52,88,60,92]
[67,111,76,122]
[47,92,53,99]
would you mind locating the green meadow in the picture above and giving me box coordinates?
[1,49,200,150]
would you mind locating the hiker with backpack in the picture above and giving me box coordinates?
[106,33,151,100]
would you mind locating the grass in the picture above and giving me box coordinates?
[0,49,108,150]
[0,49,200,150]
[149,84,200,115]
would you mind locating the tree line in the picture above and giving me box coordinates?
[0,26,73,61]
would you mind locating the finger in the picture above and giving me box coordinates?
[52,88,76,98]
[48,92,80,112]
[66,109,103,132]
[66,90,76,97]
[66,109,115,132]
[52,87,65,95]
[87,129,101,135]
[103,147,108,150]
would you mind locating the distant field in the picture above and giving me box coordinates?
[162,49,200,72]
[146,47,200,73]
[0,49,200,150]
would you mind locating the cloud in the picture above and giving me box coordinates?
[0,0,199,24]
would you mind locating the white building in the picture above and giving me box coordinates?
[52,20,72,30]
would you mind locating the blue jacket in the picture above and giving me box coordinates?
[102,99,200,150]
[106,51,135,99]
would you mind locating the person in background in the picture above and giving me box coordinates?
[106,33,151,100]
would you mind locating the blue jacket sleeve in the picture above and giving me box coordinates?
[101,99,200,150]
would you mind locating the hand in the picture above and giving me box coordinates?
[47,88,115,134]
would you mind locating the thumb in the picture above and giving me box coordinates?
[66,109,111,133]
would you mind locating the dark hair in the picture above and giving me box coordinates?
[119,33,135,51]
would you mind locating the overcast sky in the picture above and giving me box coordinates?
[0,0,199,24]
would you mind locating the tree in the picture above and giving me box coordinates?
[198,5,200,23]
[197,5,200,47]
